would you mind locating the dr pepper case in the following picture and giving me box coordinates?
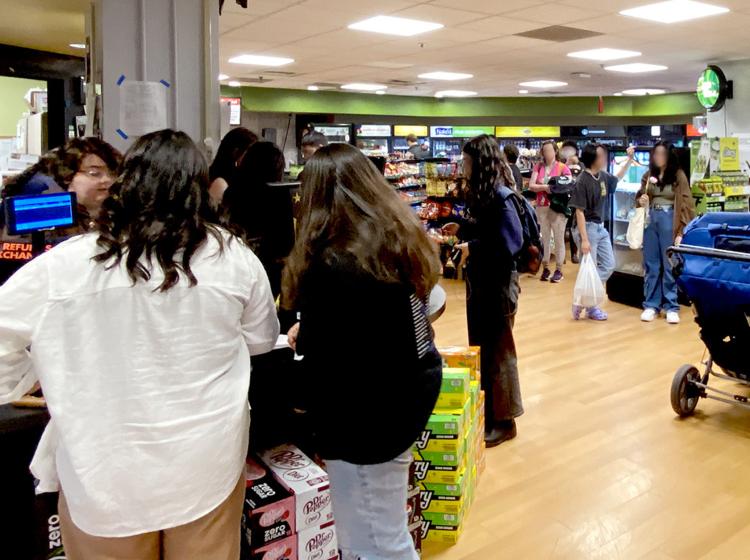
[244,456,296,547]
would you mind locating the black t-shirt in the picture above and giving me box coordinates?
[570,170,608,223]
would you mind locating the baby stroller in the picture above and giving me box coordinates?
[668,212,750,416]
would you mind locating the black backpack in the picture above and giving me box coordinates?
[498,186,544,275]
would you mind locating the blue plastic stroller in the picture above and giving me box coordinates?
[668,212,750,416]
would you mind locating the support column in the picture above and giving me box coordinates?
[90,0,220,154]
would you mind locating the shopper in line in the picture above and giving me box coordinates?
[406,133,430,160]
[284,143,441,560]
[223,141,294,299]
[528,140,571,282]
[570,143,616,321]
[209,126,258,204]
[445,135,524,446]
[0,129,279,560]
[637,141,695,324]
[503,143,524,191]
[300,130,328,161]
[3,137,121,229]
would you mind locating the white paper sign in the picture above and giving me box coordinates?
[119,81,168,137]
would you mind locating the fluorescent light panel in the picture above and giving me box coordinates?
[620,0,728,24]
[228,81,241,87]
[375,90,386,95]
[341,83,388,91]
[435,90,477,98]
[519,80,568,88]
[307,85,320,91]
[348,15,443,37]
[518,89,529,94]
[605,63,668,73]
[567,48,641,61]
[228,54,294,66]
[218,73,229,81]
[69,43,86,49]
[418,71,473,81]
[622,88,667,95]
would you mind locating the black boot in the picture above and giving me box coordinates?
[485,419,517,448]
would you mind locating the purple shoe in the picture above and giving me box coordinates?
[540,268,551,282]
[572,305,583,320]
[587,307,608,321]
[551,269,563,283]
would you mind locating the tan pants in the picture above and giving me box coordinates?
[59,475,245,560]
[536,205,567,269]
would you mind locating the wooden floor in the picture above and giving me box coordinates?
[425,262,750,560]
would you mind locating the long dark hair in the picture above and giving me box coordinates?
[649,140,681,188]
[94,129,223,292]
[3,137,121,197]
[462,134,515,209]
[283,143,440,306]
[209,127,258,182]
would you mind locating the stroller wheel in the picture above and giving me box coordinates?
[671,365,701,417]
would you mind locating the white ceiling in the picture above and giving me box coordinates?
[219,0,750,97]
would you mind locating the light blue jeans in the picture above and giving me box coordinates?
[326,450,418,560]
[643,208,679,312]
[573,222,615,282]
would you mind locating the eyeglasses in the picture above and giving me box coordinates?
[79,168,115,180]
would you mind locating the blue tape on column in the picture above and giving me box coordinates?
[116,129,128,139]
[160,79,171,88]
[116,75,126,86]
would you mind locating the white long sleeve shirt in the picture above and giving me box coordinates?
[0,231,279,537]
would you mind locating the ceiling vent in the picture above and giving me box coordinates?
[240,77,275,84]
[260,70,298,77]
[514,26,602,42]
[386,79,426,87]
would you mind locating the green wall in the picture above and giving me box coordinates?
[223,86,703,120]
[0,76,47,137]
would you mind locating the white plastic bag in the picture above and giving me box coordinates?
[573,254,605,308]
[626,207,647,249]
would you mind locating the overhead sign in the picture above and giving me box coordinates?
[495,126,560,138]
[393,125,428,137]
[357,124,391,137]
[697,65,730,112]
[430,126,494,138]
[220,97,241,125]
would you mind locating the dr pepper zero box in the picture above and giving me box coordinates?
[297,521,339,560]
[244,457,296,547]
[249,534,297,560]
[260,445,335,532]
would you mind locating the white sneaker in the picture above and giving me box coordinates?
[666,311,680,324]
[641,308,658,322]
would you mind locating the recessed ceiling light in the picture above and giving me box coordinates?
[69,43,86,49]
[621,88,667,95]
[519,80,568,88]
[307,85,320,91]
[348,15,443,37]
[228,54,294,67]
[218,73,229,81]
[375,90,386,95]
[418,71,473,81]
[518,89,529,94]
[567,48,642,61]
[614,92,624,96]
[435,90,477,98]
[341,83,388,91]
[228,81,241,87]
[605,63,668,73]
[620,0,728,24]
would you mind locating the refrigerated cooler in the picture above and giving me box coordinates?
[392,125,430,157]
[429,126,494,160]
[354,124,391,157]
[626,125,687,148]
[559,125,627,150]
[313,123,352,144]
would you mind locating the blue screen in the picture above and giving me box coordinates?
[9,193,76,233]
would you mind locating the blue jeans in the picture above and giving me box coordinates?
[573,222,615,283]
[326,450,418,560]
[643,208,679,312]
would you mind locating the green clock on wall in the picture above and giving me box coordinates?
[697,65,732,112]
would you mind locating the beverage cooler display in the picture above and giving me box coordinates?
[392,125,429,155]
[606,147,651,308]
[312,123,352,144]
[429,126,494,160]
[354,124,391,157]
[559,126,627,150]
[626,125,687,148]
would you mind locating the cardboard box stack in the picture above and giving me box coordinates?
[243,445,338,560]
[413,346,485,545]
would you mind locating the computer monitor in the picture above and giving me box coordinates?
[4,192,77,235]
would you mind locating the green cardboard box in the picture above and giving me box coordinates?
[435,368,470,410]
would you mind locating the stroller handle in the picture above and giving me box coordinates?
[668,244,750,263]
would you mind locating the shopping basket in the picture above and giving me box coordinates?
[668,212,750,416]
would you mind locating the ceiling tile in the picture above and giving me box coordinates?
[429,0,548,15]
[456,16,541,35]
[391,5,489,26]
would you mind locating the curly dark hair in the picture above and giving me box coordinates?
[462,134,515,209]
[94,129,224,292]
[209,127,258,183]
[3,137,121,197]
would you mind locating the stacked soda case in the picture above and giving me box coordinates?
[243,445,338,560]
[413,347,485,545]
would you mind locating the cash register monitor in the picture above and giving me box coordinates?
[4,192,77,235]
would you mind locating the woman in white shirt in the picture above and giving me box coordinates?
[0,129,279,559]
